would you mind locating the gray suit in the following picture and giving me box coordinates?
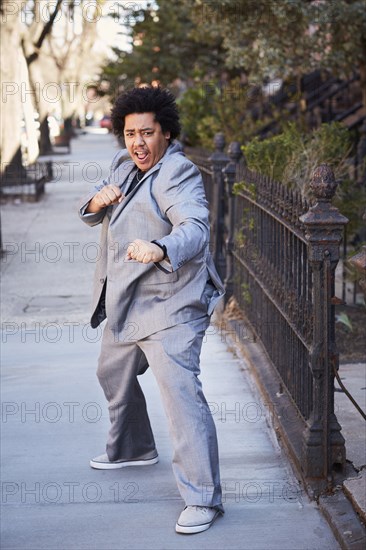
[79,142,224,510]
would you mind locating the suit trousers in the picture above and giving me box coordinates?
[96,314,223,510]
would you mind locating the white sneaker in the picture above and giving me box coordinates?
[90,453,158,470]
[175,506,220,534]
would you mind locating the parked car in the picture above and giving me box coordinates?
[100,115,112,131]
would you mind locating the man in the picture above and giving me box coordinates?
[79,86,224,534]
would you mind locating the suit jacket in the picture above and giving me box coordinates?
[79,142,225,341]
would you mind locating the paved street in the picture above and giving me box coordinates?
[1,130,340,549]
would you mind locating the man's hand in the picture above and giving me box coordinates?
[126,239,165,264]
[86,185,124,213]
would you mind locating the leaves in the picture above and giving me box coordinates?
[242,122,353,191]
[178,77,271,146]
[240,121,366,240]
[336,313,353,332]
[102,0,224,92]
[191,0,366,102]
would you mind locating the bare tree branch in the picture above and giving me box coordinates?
[27,0,63,65]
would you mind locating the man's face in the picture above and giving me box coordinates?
[124,112,171,172]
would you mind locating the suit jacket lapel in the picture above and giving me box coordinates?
[110,142,179,221]
[112,160,162,217]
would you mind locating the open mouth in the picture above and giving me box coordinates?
[135,151,149,162]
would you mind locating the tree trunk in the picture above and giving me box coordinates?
[25,55,54,156]
[39,117,53,155]
[22,0,63,157]
[359,60,366,113]
[0,1,27,185]
[63,117,75,136]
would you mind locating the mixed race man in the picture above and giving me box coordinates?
[79,86,225,534]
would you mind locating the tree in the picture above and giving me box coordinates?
[1,0,108,176]
[193,1,312,81]
[21,0,106,153]
[21,0,64,153]
[103,0,224,93]
[1,0,27,181]
[46,0,106,134]
[314,0,366,107]
[191,0,366,107]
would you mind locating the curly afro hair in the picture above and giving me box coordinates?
[111,86,181,142]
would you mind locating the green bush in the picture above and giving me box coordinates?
[177,84,214,146]
[178,78,270,147]
[241,122,366,241]
[242,122,353,193]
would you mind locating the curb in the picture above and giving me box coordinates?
[216,314,366,550]
[319,489,366,550]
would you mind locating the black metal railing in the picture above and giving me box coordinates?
[0,161,52,202]
[232,162,314,420]
[188,135,349,495]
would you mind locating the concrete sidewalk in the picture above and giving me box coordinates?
[1,130,340,549]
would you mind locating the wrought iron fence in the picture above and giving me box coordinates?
[0,161,51,202]
[232,159,314,420]
[188,135,349,495]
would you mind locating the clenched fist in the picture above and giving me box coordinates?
[126,239,165,264]
[86,185,124,213]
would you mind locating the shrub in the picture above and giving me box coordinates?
[242,122,353,194]
[241,122,366,241]
[178,78,270,147]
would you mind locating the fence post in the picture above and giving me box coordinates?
[357,120,366,184]
[300,164,348,488]
[223,141,242,301]
[209,133,229,280]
